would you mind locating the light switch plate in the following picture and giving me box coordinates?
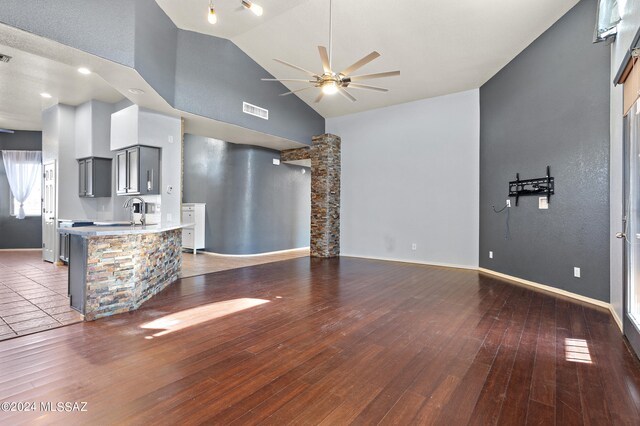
[574,267,581,278]
[539,197,549,209]
[273,158,280,165]
[489,251,493,259]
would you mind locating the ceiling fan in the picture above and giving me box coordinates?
[262,0,400,103]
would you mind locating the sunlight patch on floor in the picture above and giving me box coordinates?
[141,298,270,337]
[565,338,592,364]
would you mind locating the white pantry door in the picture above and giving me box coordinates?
[42,161,56,263]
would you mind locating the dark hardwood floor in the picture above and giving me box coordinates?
[0,256,639,425]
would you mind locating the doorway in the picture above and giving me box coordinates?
[623,106,640,357]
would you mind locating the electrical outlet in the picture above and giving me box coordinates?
[506,199,511,208]
[168,135,174,144]
[411,243,417,251]
[489,251,493,259]
[574,267,581,278]
[273,158,281,165]
[539,197,549,209]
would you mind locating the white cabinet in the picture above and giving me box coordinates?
[182,203,205,254]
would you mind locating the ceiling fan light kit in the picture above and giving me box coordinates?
[262,0,400,103]
[242,0,263,16]
[208,0,263,24]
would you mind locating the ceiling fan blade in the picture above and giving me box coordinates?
[273,59,318,77]
[346,83,388,92]
[339,51,381,76]
[349,71,400,82]
[262,78,316,83]
[318,46,331,74]
[338,88,357,102]
[280,87,314,96]
[314,92,324,103]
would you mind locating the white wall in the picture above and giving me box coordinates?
[610,2,640,324]
[327,89,480,269]
[111,105,182,224]
[43,103,116,222]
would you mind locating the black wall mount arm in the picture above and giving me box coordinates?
[508,166,554,206]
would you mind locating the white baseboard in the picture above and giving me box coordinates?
[609,306,624,332]
[201,247,310,258]
[340,253,478,271]
[0,248,41,251]
[479,268,622,332]
[337,255,622,333]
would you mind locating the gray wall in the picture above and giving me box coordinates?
[0,0,324,145]
[174,30,325,144]
[0,131,42,249]
[183,134,310,254]
[0,0,135,67]
[479,0,611,301]
[133,0,177,106]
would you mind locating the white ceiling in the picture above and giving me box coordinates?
[158,0,580,117]
[0,44,124,131]
[155,0,312,39]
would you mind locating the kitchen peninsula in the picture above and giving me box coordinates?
[65,223,187,320]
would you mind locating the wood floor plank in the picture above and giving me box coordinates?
[0,257,637,425]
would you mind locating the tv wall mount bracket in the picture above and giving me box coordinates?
[508,166,554,206]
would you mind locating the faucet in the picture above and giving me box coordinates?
[123,197,146,226]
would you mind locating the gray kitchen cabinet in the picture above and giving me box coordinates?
[78,157,111,198]
[115,145,160,196]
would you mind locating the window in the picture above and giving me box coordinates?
[10,165,42,217]
[594,0,621,43]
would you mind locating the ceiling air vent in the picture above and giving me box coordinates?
[243,102,268,120]
[0,54,12,63]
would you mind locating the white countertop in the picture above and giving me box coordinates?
[59,223,193,237]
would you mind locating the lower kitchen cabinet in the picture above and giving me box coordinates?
[182,203,206,254]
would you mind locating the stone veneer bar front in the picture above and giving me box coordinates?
[63,225,185,320]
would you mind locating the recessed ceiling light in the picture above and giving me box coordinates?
[40,92,52,99]
[78,67,91,75]
[128,88,145,95]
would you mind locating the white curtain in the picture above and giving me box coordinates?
[1,150,42,219]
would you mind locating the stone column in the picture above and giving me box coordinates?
[310,133,341,258]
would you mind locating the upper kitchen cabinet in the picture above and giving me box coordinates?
[78,157,112,198]
[111,105,182,221]
[115,145,160,196]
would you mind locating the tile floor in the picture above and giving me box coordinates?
[0,248,308,341]
[0,250,82,341]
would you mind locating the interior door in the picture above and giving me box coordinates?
[623,105,640,357]
[42,161,56,263]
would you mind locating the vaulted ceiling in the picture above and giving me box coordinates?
[156,0,580,117]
